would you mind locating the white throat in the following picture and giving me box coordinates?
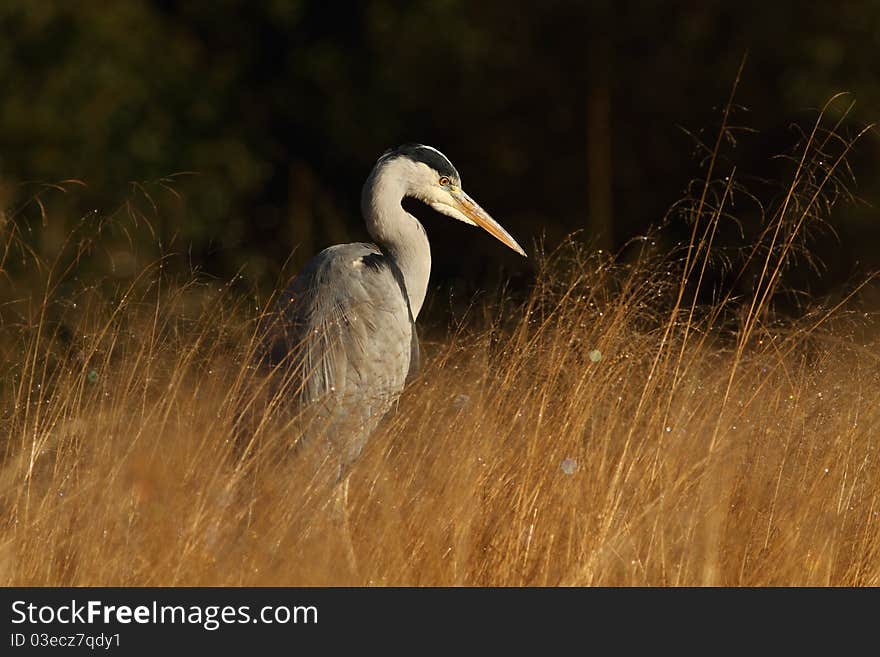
[361,158,432,319]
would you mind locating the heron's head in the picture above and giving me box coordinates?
[370,143,526,257]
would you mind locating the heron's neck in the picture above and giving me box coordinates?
[361,172,431,319]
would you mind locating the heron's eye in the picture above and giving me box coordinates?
[438,176,451,187]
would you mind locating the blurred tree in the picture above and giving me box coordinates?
[0,0,877,305]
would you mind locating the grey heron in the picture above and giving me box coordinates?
[266,143,526,473]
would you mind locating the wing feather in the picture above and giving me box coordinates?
[267,242,417,464]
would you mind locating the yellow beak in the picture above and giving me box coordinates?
[451,190,527,257]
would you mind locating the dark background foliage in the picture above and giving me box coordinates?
[1,1,878,317]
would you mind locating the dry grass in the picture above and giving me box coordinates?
[1,93,879,586]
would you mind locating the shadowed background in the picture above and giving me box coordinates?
[1,1,878,320]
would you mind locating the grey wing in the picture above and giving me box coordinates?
[268,243,415,454]
[407,322,420,382]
